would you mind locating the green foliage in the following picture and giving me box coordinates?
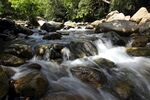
[0,0,145,21]
[109,0,138,15]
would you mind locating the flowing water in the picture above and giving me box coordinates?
[10,28,150,100]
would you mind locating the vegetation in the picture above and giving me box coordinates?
[0,0,149,21]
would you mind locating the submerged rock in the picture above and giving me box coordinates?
[4,44,33,59]
[0,54,25,67]
[43,32,62,40]
[126,47,150,56]
[0,66,9,99]
[95,20,139,36]
[14,72,48,98]
[41,92,86,100]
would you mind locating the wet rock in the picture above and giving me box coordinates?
[71,66,107,88]
[49,44,64,60]
[27,63,42,70]
[48,21,64,30]
[0,54,25,67]
[14,72,48,98]
[130,7,150,23]
[126,47,150,56]
[139,20,150,35]
[68,40,97,59]
[95,20,139,36]
[35,45,49,57]
[131,35,150,47]
[2,67,16,78]
[102,32,126,46]
[4,44,33,59]
[0,66,9,99]
[94,58,116,69]
[41,23,57,32]
[14,25,33,35]
[113,81,132,99]
[43,32,62,40]
[41,92,85,100]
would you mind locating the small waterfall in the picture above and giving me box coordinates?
[61,47,71,61]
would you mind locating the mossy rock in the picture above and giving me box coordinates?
[126,47,150,56]
[0,54,25,67]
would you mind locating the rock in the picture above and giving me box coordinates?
[0,54,25,67]
[71,66,107,88]
[64,21,77,28]
[126,47,150,56]
[95,20,139,36]
[94,58,116,69]
[113,81,132,99]
[139,20,150,35]
[106,11,126,22]
[41,92,85,100]
[4,44,33,59]
[14,25,33,35]
[91,19,106,27]
[139,13,150,25]
[0,66,9,99]
[43,32,62,40]
[14,72,48,98]
[0,18,16,33]
[35,45,49,57]
[41,23,57,32]
[3,67,16,78]
[68,40,97,59]
[48,21,64,30]
[130,7,150,23]
[101,32,126,46]
[49,44,64,60]
[27,63,42,70]
[131,35,150,47]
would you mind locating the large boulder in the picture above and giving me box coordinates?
[14,72,48,98]
[43,32,62,40]
[68,40,98,59]
[0,54,25,67]
[106,10,128,22]
[126,47,150,56]
[14,25,33,35]
[48,21,64,30]
[130,7,150,23]
[4,44,33,59]
[95,20,139,36]
[91,19,106,27]
[0,66,9,99]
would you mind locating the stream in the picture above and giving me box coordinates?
[4,27,150,100]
